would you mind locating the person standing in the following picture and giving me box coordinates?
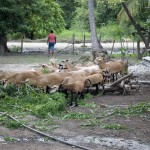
[47,30,56,56]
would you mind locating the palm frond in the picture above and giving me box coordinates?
[118,0,139,24]
[138,0,150,8]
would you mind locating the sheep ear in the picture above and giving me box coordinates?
[66,59,69,62]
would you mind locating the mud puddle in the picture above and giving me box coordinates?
[57,135,150,150]
[1,135,150,150]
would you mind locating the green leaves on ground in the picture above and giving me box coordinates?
[0,84,67,118]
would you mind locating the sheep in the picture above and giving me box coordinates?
[59,59,101,75]
[25,72,69,93]
[0,70,17,81]
[84,73,104,95]
[95,58,126,81]
[59,77,85,107]
[3,70,41,90]
[41,58,59,73]
[59,59,79,72]
[25,69,88,93]
[84,61,95,67]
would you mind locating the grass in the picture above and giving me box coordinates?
[100,123,126,130]
[62,112,93,120]
[0,116,23,129]
[113,102,150,116]
[57,30,91,43]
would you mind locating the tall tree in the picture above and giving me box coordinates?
[118,0,150,50]
[0,0,65,55]
[0,0,24,55]
[88,0,102,60]
[22,0,65,39]
[56,0,79,29]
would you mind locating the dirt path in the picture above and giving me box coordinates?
[7,42,145,52]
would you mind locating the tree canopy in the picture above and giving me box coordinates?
[0,0,24,35]
[0,0,65,39]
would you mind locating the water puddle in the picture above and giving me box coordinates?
[56,135,150,150]
[0,136,5,142]
[0,135,150,150]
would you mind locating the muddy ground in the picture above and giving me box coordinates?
[0,43,150,150]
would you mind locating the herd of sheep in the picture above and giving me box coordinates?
[0,57,126,107]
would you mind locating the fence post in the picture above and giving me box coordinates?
[21,33,24,53]
[83,34,85,51]
[72,34,75,54]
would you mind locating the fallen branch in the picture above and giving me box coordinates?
[103,73,140,95]
[5,114,93,150]
[138,80,150,85]
[110,73,133,87]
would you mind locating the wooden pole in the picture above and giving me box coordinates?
[72,34,75,54]
[21,33,24,53]
[83,34,85,51]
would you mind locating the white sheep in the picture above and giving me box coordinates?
[59,59,101,75]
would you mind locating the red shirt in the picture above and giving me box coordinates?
[48,33,56,42]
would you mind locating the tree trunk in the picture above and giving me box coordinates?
[88,0,101,61]
[137,39,142,59]
[122,2,149,49]
[0,34,9,55]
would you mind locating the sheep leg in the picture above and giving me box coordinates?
[95,84,99,95]
[101,83,105,95]
[70,93,78,107]
[115,73,118,81]
[65,90,68,99]
[45,86,50,93]
[74,94,78,107]
[79,92,84,99]
[70,92,74,106]
[112,74,115,82]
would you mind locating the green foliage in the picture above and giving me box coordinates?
[71,1,89,31]
[0,0,24,34]
[10,45,21,52]
[63,112,93,120]
[114,102,150,116]
[0,84,67,118]
[0,0,65,40]
[95,0,122,27]
[98,22,126,41]
[22,0,65,39]
[81,119,102,127]
[57,29,90,42]
[4,136,17,142]
[81,119,126,130]
[101,123,126,130]
[0,116,22,129]
[118,0,149,38]
[57,0,80,29]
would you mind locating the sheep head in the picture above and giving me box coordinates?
[84,79,92,87]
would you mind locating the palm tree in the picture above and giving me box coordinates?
[118,0,150,50]
[88,0,103,61]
